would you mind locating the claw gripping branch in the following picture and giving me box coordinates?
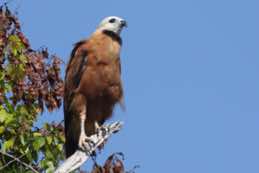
[54,121,123,173]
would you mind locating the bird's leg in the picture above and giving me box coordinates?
[78,109,95,153]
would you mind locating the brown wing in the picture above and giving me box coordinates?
[63,40,88,157]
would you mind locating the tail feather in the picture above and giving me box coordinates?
[64,94,81,158]
[64,92,89,158]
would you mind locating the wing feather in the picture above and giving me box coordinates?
[64,40,88,157]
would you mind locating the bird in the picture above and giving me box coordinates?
[64,16,127,157]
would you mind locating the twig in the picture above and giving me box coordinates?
[0,150,39,173]
[54,121,123,173]
[0,152,26,170]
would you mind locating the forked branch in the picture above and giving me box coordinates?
[54,121,123,173]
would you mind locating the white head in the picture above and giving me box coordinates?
[97,16,127,35]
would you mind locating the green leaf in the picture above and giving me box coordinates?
[57,144,63,152]
[45,161,55,173]
[8,35,20,43]
[18,54,28,63]
[20,147,29,154]
[9,128,16,134]
[0,106,14,124]
[32,137,45,151]
[4,98,14,113]
[8,35,24,52]
[33,132,42,137]
[16,105,29,116]
[3,138,15,151]
[59,135,65,143]
[0,71,4,80]
[26,151,33,162]
[6,64,15,77]
[0,126,4,134]
[6,63,25,80]
[4,82,12,92]
[45,149,54,160]
[46,136,52,145]
[40,159,48,169]
[16,63,25,79]
[20,135,26,145]
[12,47,18,56]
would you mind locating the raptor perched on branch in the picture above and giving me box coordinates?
[64,16,127,157]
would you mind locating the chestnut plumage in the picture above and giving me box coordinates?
[64,16,126,157]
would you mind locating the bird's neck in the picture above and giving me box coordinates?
[102,30,122,45]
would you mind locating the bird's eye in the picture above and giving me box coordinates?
[109,18,116,23]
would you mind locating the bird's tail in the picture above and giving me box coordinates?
[64,94,81,158]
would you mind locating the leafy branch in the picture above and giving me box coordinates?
[0,4,64,172]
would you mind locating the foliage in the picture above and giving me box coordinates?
[88,153,139,173]
[0,5,64,172]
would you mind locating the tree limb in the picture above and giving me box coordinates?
[54,121,123,173]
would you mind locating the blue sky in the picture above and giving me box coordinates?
[9,0,259,172]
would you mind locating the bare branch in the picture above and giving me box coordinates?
[54,121,123,173]
[0,150,39,173]
[0,153,26,170]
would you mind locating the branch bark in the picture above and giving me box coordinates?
[54,121,123,173]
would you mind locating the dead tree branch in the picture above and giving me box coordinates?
[54,121,123,173]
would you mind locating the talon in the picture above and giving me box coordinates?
[97,126,108,137]
[95,122,108,137]
[85,138,95,146]
[78,134,95,152]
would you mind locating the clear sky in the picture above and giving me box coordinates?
[9,0,259,172]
